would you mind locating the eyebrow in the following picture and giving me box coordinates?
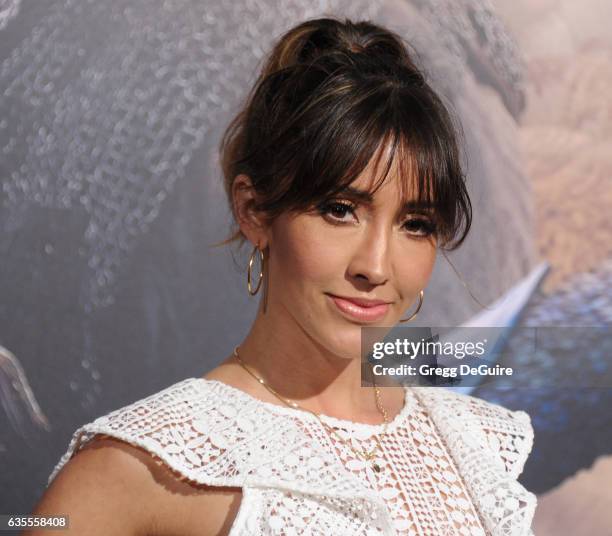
[338,186,436,213]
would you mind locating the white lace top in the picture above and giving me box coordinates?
[48,378,537,536]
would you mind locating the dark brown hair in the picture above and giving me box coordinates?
[216,16,471,252]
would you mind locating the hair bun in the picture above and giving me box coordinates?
[267,18,387,72]
[296,19,371,63]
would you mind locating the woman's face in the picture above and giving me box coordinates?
[265,154,438,359]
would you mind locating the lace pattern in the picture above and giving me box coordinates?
[48,378,536,535]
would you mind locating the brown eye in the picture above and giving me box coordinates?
[318,201,357,223]
[403,217,437,237]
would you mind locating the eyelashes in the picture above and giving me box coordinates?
[319,201,356,221]
[317,200,438,237]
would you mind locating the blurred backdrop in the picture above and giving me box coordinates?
[0,1,610,533]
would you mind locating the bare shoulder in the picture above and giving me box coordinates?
[28,436,242,536]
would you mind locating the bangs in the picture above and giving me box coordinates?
[276,81,470,249]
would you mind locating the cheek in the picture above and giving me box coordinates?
[272,219,344,296]
[397,243,437,289]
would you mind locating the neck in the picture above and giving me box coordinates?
[229,294,403,423]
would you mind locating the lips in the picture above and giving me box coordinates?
[327,294,391,322]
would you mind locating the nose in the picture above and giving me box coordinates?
[347,222,392,286]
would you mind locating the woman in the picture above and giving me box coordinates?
[29,17,536,536]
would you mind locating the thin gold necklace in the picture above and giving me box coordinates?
[232,345,390,473]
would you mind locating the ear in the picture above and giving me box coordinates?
[232,174,270,248]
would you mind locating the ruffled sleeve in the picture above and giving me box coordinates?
[49,378,265,488]
[459,393,535,480]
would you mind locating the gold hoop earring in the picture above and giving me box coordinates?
[247,244,264,296]
[399,290,424,323]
